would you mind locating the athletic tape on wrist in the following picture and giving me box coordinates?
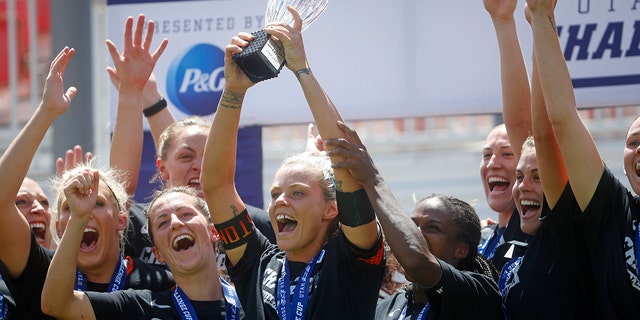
[336,188,375,227]
[214,209,254,249]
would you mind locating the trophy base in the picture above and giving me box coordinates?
[232,30,286,83]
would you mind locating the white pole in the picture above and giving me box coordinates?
[28,0,38,113]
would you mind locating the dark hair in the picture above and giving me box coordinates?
[145,185,211,243]
[417,193,499,283]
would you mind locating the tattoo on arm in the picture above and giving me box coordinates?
[230,205,240,217]
[220,90,244,109]
[294,68,312,81]
[547,15,556,30]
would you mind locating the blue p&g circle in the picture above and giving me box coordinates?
[166,43,225,116]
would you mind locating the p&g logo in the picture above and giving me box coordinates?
[166,43,225,116]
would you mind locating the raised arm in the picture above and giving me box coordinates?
[200,32,256,265]
[107,14,168,195]
[527,0,602,210]
[56,145,93,177]
[266,6,379,249]
[325,122,440,287]
[41,169,100,320]
[106,71,176,152]
[0,47,76,278]
[485,0,531,157]
[526,5,567,207]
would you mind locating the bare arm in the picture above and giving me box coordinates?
[485,0,532,157]
[106,70,176,151]
[527,0,602,210]
[0,47,76,277]
[200,33,255,265]
[527,5,567,206]
[326,122,441,287]
[107,14,168,195]
[41,169,99,320]
[266,6,378,249]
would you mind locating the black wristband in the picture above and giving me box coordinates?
[336,188,375,227]
[143,98,167,118]
[214,209,254,250]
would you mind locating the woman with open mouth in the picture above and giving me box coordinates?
[492,1,593,319]
[201,6,385,320]
[528,0,640,317]
[41,185,243,319]
[0,14,176,319]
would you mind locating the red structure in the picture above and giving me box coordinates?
[0,0,50,85]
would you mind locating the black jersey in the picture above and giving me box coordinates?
[376,259,502,320]
[124,202,161,266]
[227,217,385,320]
[424,260,502,319]
[482,209,531,271]
[579,168,640,318]
[8,233,174,319]
[501,184,593,319]
[87,288,239,320]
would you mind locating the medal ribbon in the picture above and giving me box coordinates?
[277,249,325,320]
[172,276,240,320]
[74,254,127,292]
[399,303,430,319]
[499,256,522,320]
[635,221,640,278]
[479,227,505,260]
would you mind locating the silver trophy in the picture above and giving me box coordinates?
[232,0,330,83]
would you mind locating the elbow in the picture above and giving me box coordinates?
[41,288,67,318]
[41,297,61,318]
[398,251,441,288]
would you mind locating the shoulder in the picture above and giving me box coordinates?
[126,257,175,291]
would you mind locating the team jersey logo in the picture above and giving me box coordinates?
[166,43,225,116]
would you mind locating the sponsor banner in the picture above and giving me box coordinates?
[106,0,640,125]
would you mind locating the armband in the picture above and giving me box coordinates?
[214,209,254,249]
[336,188,375,227]
[143,98,167,118]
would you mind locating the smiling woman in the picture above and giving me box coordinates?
[42,184,242,320]
[15,177,55,249]
[200,6,385,319]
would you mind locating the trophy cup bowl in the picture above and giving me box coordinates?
[232,0,330,83]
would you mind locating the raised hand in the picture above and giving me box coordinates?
[525,0,556,13]
[264,6,308,72]
[106,69,164,109]
[225,32,257,93]
[105,14,168,91]
[56,145,93,177]
[63,169,99,218]
[41,47,77,115]
[483,0,518,21]
[305,123,325,155]
[324,121,377,187]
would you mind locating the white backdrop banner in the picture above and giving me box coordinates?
[106,0,640,126]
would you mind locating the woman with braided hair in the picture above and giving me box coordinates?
[374,193,500,319]
[323,122,503,320]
